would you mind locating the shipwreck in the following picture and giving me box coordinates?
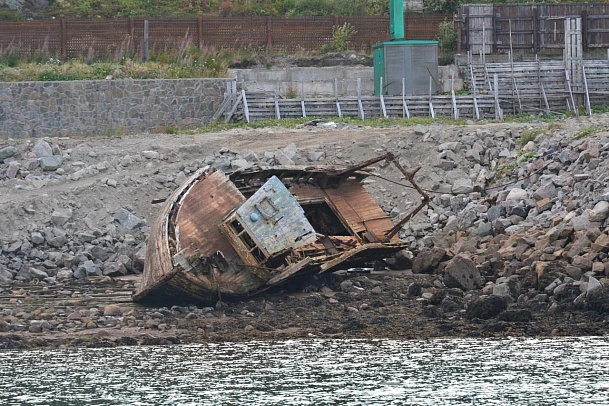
[133,153,428,304]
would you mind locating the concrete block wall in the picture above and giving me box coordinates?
[229,67,375,97]
[229,65,462,98]
[0,78,233,138]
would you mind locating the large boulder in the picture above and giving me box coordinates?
[443,255,483,291]
[466,295,508,320]
[411,247,447,274]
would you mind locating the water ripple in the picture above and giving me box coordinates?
[1,337,608,405]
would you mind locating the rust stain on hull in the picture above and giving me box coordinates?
[133,154,425,304]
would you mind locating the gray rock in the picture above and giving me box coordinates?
[589,201,609,222]
[212,156,231,170]
[0,268,13,283]
[452,178,474,195]
[412,247,446,274]
[56,269,74,281]
[6,161,19,178]
[492,276,521,301]
[393,249,413,269]
[443,255,483,291]
[103,262,128,276]
[51,208,72,227]
[506,188,528,201]
[282,143,298,159]
[572,210,601,231]
[39,155,63,171]
[437,141,460,152]
[29,267,49,280]
[532,183,557,201]
[307,151,325,161]
[466,295,507,320]
[239,149,259,162]
[114,208,144,230]
[30,232,45,245]
[457,209,478,230]
[142,150,160,159]
[340,280,353,291]
[434,159,456,170]
[0,146,16,160]
[81,260,101,277]
[587,276,602,294]
[231,158,251,170]
[486,205,506,223]
[274,150,294,166]
[174,171,187,186]
[473,222,493,237]
[32,140,53,157]
[89,246,111,262]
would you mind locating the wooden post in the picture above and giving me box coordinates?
[456,13,462,54]
[129,18,135,56]
[357,78,364,120]
[241,89,250,123]
[274,94,281,120]
[532,6,539,53]
[61,19,67,61]
[583,66,591,116]
[379,77,387,118]
[143,20,149,62]
[493,74,503,120]
[198,16,204,49]
[581,10,588,52]
[565,69,577,115]
[266,16,272,51]
[402,78,410,119]
[428,76,435,118]
[470,66,480,120]
[300,81,306,118]
[335,78,342,118]
[540,82,550,114]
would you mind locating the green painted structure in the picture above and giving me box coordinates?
[374,0,439,96]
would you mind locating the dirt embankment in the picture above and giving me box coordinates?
[1,115,609,349]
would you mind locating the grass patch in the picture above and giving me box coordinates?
[0,46,257,82]
[574,127,600,139]
[516,127,546,147]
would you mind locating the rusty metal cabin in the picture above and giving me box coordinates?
[133,156,415,304]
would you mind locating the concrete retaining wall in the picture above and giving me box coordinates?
[229,67,375,97]
[229,65,462,97]
[0,78,233,138]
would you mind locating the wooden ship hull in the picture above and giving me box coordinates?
[133,155,421,304]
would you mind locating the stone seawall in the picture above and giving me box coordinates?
[0,79,233,138]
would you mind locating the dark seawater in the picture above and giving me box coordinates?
[1,337,609,405]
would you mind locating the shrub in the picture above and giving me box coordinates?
[436,19,456,65]
[321,22,357,53]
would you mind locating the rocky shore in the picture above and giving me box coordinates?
[1,114,608,349]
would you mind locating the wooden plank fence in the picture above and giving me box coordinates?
[0,15,449,60]
[457,3,609,54]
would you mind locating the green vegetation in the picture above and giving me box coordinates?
[436,19,456,65]
[574,127,600,139]
[0,45,242,81]
[321,22,357,53]
[516,127,545,147]
[2,0,390,19]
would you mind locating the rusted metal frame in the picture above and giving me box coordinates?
[317,153,392,188]
[381,153,430,242]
